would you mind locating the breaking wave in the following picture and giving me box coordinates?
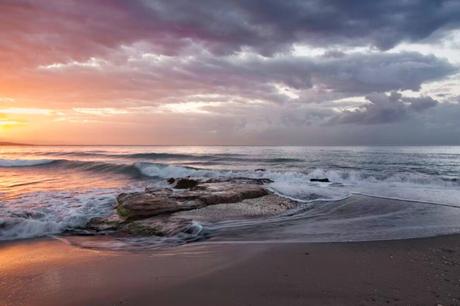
[0,159,55,167]
[0,189,117,241]
[2,158,460,200]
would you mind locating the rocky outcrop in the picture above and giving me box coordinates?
[86,178,297,239]
[116,182,268,220]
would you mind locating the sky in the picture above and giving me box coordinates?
[1,0,460,145]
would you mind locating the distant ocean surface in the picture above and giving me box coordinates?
[1,146,460,247]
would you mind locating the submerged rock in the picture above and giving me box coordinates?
[310,178,330,183]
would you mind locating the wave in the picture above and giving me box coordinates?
[0,158,55,167]
[2,157,459,187]
[39,151,304,163]
[3,156,460,208]
[0,158,220,180]
[44,151,205,160]
[0,189,116,241]
[43,151,240,160]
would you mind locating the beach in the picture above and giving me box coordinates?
[1,235,459,306]
[2,146,460,305]
[3,1,460,304]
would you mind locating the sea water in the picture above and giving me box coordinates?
[1,146,460,247]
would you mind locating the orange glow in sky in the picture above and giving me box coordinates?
[1,1,460,145]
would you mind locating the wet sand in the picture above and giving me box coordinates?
[1,235,460,306]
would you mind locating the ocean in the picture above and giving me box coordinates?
[1,146,460,248]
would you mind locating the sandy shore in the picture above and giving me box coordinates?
[1,235,460,306]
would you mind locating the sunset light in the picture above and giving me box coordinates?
[1,1,460,305]
[0,1,459,146]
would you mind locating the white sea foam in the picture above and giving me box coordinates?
[0,189,117,241]
[134,162,231,178]
[265,168,460,207]
[133,161,460,206]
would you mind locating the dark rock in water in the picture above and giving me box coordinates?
[121,216,193,236]
[167,178,176,184]
[255,168,266,172]
[310,178,330,183]
[174,178,199,189]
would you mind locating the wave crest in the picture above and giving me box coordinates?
[0,158,55,167]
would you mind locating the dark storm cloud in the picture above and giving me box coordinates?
[1,0,458,102]
[2,0,460,69]
[140,0,460,52]
[331,92,440,125]
[172,51,456,102]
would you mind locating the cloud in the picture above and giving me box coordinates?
[9,49,452,109]
[2,0,460,72]
[331,92,439,124]
[1,0,460,145]
[1,1,457,109]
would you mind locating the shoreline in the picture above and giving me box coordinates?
[1,234,460,305]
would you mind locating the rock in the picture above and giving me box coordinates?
[174,178,199,189]
[116,182,269,220]
[116,192,204,219]
[122,216,193,236]
[89,179,300,239]
[86,214,124,231]
[144,187,173,196]
[310,178,330,183]
[196,183,268,205]
[167,178,175,184]
[255,168,266,172]
[174,194,297,222]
